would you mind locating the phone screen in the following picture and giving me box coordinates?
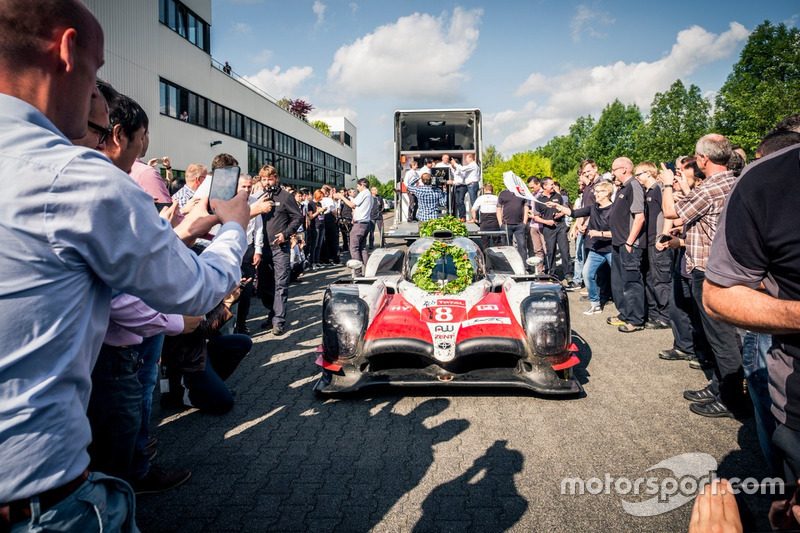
[208,166,241,213]
[664,161,677,172]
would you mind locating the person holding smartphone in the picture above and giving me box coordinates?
[256,165,302,336]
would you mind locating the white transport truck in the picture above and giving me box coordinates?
[390,109,483,235]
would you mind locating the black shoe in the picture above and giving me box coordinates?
[131,466,191,495]
[645,320,670,330]
[684,385,715,402]
[235,325,251,336]
[659,348,692,361]
[689,400,734,418]
[272,325,285,336]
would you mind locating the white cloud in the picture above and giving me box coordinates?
[570,4,615,42]
[327,7,483,100]
[498,22,750,153]
[313,1,326,27]
[233,22,252,34]
[242,66,315,100]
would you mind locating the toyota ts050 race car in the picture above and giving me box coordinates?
[314,231,582,396]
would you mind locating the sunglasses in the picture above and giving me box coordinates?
[87,120,113,144]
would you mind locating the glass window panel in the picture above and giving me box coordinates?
[177,6,186,37]
[216,105,224,132]
[167,85,178,117]
[197,96,205,126]
[187,13,196,43]
[159,81,167,115]
[167,0,176,29]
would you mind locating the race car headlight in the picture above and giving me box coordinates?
[520,294,569,358]
[322,290,368,360]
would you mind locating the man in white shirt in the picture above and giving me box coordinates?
[403,160,420,222]
[470,183,500,249]
[453,153,481,221]
[335,178,373,276]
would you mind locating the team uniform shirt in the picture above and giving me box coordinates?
[0,94,246,501]
[674,170,737,273]
[571,204,613,254]
[706,145,800,430]
[370,195,384,221]
[471,194,498,215]
[644,182,664,245]
[497,190,527,225]
[608,178,645,248]
[535,191,566,227]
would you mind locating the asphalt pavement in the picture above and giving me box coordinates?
[136,232,766,532]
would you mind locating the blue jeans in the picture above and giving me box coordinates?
[10,473,138,532]
[583,250,612,305]
[130,334,164,480]
[467,183,479,210]
[573,232,585,286]
[86,345,142,480]
[742,331,780,475]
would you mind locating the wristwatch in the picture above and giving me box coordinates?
[663,184,672,188]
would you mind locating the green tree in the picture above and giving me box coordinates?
[310,120,331,136]
[482,151,552,198]
[714,21,800,154]
[276,97,291,111]
[481,144,504,172]
[636,79,712,163]
[583,99,644,170]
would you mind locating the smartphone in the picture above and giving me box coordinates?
[154,201,172,213]
[663,161,677,173]
[208,165,241,214]
[658,234,673,244]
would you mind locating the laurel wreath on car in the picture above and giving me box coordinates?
[418,215,469,237]
[412,241,474,294]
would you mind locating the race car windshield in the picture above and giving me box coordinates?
[406,237,484,282]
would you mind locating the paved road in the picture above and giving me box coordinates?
[137,239,766,532]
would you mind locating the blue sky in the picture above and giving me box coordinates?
[210,0,799,180]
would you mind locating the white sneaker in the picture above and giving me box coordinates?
[583,305,602,315]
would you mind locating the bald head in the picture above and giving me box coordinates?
[612,157,634,183]
[0,0,105,139]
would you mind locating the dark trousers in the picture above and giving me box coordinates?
[349,221,370,274]
[310,223,324,264]
[773,422,800,482]
[454,184,468,219]
[87,345,142,480]
[182,334,252,415]
[691,269,745,409]
[339,218,352,252]
[670,265,698,355]
[237,243,256,331]
[409,193,418,221]
[543,223,573,280]
[323,218,339,263]
[645,245,671,323]
[257,243,291,328]
[503,223,528,262]
[611,245,645,326]
[369,218,384,248]
[479,215,501,249]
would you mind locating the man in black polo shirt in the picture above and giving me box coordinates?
[607,157,646,332]
[533,177,574,285]
[704,143,800,482]
[496,187,528,262]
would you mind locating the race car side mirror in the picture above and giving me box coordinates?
[346,259,364,278]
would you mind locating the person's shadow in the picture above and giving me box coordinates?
[413,439,528,532]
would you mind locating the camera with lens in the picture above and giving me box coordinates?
[431,167,450,189]
[263,184,281,201]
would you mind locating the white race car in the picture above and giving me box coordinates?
[314,231,582,396]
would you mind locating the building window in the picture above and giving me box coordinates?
[159,0,210,53]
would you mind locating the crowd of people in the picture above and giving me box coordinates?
[1,1,799,531]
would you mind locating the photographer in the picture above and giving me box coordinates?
[256,165,302,337]
[407,170,449,222]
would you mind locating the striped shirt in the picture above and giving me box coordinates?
[674,170,737,273]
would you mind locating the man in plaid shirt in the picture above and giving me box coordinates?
[407,170,449,222]
[660,133,746,419]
